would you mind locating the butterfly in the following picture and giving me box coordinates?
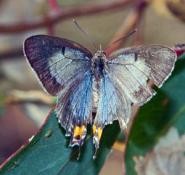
[24,35,177,155]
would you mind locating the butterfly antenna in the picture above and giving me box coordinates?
[112,28,138,44]
[73,19,98,50]
[104,29,138,52]
[100,44,102,51]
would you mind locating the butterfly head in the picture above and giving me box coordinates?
[93,44,106,60]
[93,50,106,60]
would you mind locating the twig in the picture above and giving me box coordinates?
[105,0,149,56]
[132,19,145,45]
[5,90,55,105]
[0,47,23,60]
[47,0,60,34]
[48,0,61,12]
[0,0,135,34]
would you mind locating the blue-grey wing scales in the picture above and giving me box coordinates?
[93,71,132,151]
[24,35,92,95]
[56,71,93,146]
[107,45,177,106]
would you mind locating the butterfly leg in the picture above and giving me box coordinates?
[70,124,87,147]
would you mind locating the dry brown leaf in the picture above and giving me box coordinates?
[151,0,173,17]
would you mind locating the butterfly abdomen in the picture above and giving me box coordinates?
[91,52,106,111]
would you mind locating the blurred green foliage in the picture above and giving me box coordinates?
[0,111,120,175]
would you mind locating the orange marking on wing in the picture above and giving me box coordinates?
[93,125,103,141]
[73,125,86,139]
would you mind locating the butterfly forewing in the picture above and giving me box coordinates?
[107,45,177,106]
[24,35,92,95]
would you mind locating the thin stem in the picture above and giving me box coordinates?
[0,0,135,34]
[105,0,149,56]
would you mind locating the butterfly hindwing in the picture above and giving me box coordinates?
[107,45,177,105]
[24,35,92,95]
[56,71,93,146]
[93,71,132,150]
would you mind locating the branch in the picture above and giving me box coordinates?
[0,0,135,34]
[5,90,55,105]
[48,0,61,12]
[105,0,149,56]
[0,47,23,60]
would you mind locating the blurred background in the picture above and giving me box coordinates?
[0,0,185,175]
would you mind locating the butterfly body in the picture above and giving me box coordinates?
[24,35,177,156]
[92,50,106,81]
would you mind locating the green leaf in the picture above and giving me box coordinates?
[0,111,120,175]
[178,53,185,60]
[125,57,185,175]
